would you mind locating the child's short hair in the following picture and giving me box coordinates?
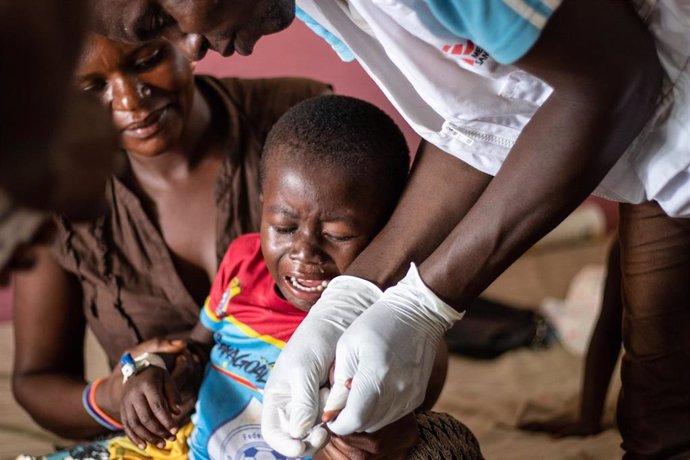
[262,95,410,215]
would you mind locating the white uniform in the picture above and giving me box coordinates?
[297,0,690,217]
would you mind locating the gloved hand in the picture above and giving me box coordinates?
[262,275,382,457]
[325,263,464,435]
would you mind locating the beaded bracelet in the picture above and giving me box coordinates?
[82,377,123,431]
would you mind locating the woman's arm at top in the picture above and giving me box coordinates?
[11,245,103,438]
[347,0,662,307]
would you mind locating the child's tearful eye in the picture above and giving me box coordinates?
[323,232,355,242]
[80,78,107,94]
[272,225,296,235]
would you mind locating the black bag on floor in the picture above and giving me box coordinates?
[444,297,552,359]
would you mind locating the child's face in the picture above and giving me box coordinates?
[260,153,389,312]
[75,34,195,157]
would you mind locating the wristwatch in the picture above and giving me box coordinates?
[120,352,167,383]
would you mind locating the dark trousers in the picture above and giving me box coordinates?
[618,201,690,460]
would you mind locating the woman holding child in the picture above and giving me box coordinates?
[12,32,329,440]
[116,95,477,460]
[12,31,466,460]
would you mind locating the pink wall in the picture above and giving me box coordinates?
[195,20,421,153]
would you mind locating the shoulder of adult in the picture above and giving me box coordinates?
[198,75,333,154]
[428,0,563,64]
[197,74,330,110]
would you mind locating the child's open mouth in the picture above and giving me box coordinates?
[288,277,329,293]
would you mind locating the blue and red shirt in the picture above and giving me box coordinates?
[190,234,307,460]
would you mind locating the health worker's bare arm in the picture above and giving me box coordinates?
[347,0,662,309]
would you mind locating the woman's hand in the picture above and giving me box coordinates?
[120,365,182,450]
[315,413,418,460]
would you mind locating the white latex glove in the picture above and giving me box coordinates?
[271,387,331,458]
[325,263,464,435]
[262,276,382,457]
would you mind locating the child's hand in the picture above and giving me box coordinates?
[120,365,182,450]
[316,364,418,459]
[314,413,418,460]
[96,338,188,423]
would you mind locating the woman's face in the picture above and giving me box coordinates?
[75,34,195,157]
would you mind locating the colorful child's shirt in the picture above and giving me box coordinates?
[189,233,307,460]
